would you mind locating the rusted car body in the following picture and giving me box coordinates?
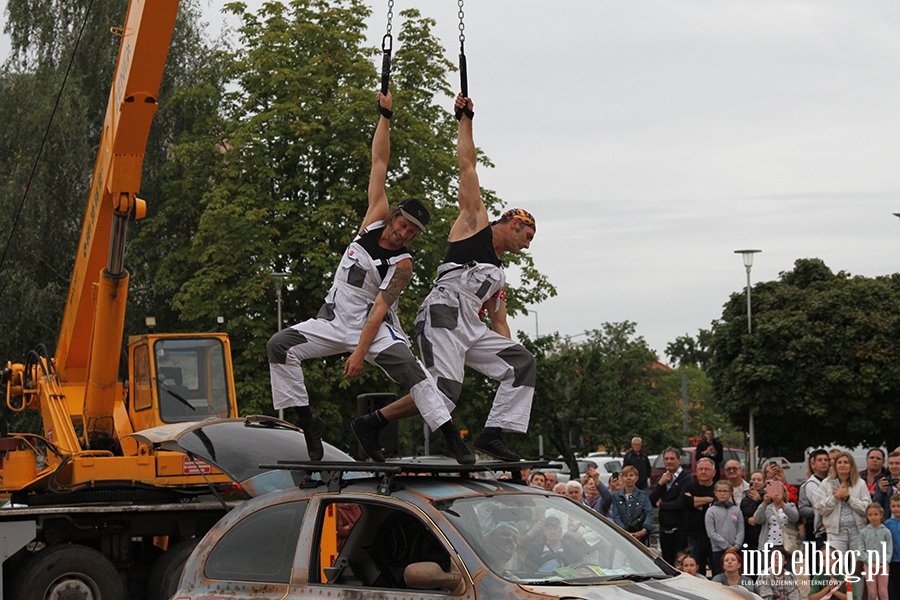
[137,419,757,600]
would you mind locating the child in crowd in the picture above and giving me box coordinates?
[706,480,745,576]
[679,554,706,579]
[885,495,900,600]
[859,503,893,600]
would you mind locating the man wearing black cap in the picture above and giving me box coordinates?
[267,91,471,463]
[352,93,537,462]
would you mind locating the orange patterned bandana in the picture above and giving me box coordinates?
[499,208,536,230]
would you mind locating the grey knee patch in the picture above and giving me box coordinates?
[429,304,458,330]
[374,344,427,390]
[416,327,434,368]
[347,263,367,288]
[437,377,462,403]
[497,345,536,388]
[267,329,308,364]
[316,303,335,320]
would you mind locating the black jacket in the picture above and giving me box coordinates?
[649,469,693,530]
[623,450,653,490]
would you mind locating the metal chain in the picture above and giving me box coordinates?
[386,0,394,37]
[457,0,465,47]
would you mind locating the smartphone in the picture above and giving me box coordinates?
[765,480,782,498]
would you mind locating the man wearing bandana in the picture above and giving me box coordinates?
[352,93,537,462]
[268,91,472,464]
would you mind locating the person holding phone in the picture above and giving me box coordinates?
[753,478,800,553]
[741,470,765,551]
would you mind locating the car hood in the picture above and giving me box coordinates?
[129,416,357,497]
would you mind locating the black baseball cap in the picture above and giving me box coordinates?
[399,198,430,232]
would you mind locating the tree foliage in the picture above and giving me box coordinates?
[1,0,556,454]
[0,0,223,432]
[126,1,555,454]
[521,322,682,477]
[665,328,714,370]
[708,258,900,452]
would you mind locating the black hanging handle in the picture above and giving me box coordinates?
[381,34,392,96]
[459,49,468,99]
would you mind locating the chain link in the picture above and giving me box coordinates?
[457,0,465,46]
[386,0,394,36]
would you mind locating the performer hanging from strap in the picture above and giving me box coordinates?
[267,91,474,464]
[352,93,537,462]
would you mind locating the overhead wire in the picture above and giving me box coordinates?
[0,0,97,276]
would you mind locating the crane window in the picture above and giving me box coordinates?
[154,338,231,423]
[133,344,152,411]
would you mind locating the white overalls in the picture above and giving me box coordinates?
[415,230,535,433]
[268,221,452,431]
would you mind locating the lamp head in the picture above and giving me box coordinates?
[734,249,761,268]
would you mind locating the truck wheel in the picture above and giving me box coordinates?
[146,538,199,600]
[11,543,125,600]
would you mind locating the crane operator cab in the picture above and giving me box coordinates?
[129,333,236,430]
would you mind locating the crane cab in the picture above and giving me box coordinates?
[128,333,237,433]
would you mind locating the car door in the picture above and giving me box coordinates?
[295,495,471,599]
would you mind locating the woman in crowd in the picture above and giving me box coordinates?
[711,548,756,593]
[752,479,800,553]
[610,465,654,546]
[741,470,765,551]
[814,451,870,553]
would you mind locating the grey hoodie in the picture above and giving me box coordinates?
[705,500,745,552]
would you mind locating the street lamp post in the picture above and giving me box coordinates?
[270,272,289,418]
[734,249,760,470]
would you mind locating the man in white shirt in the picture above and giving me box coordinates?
[724,459,749,507]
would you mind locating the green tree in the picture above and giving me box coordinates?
[522,322,680,477]
[151,1,554,456]
[665,329,714,370]
[708,258,900,452]
[655,365,737,447]
[0,0,223,432]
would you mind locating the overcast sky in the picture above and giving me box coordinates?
[5,1,900,360]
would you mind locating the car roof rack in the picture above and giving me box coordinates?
[258,457,560,495]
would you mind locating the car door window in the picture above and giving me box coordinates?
[204,500,307,583]
[313,501,453,591]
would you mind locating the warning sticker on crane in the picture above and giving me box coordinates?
[183,455,212,475]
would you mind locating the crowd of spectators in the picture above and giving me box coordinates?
[523,438,900,600]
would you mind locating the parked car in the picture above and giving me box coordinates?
[649,446,747,489]
[141,419,752,600]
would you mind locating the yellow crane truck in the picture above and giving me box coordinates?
[0,0,243,597]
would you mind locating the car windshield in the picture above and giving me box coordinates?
[436,493,670,584]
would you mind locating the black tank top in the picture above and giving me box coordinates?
[356,226,409,279]
[443,225,500,267]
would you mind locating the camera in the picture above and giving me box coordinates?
[888,477,899,487]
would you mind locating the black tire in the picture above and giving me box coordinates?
[146,538,200,600]
[11,543,125,600]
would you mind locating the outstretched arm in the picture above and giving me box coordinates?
[449,94,489,242]
[361,91,393,232]
[344,257,412,378]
